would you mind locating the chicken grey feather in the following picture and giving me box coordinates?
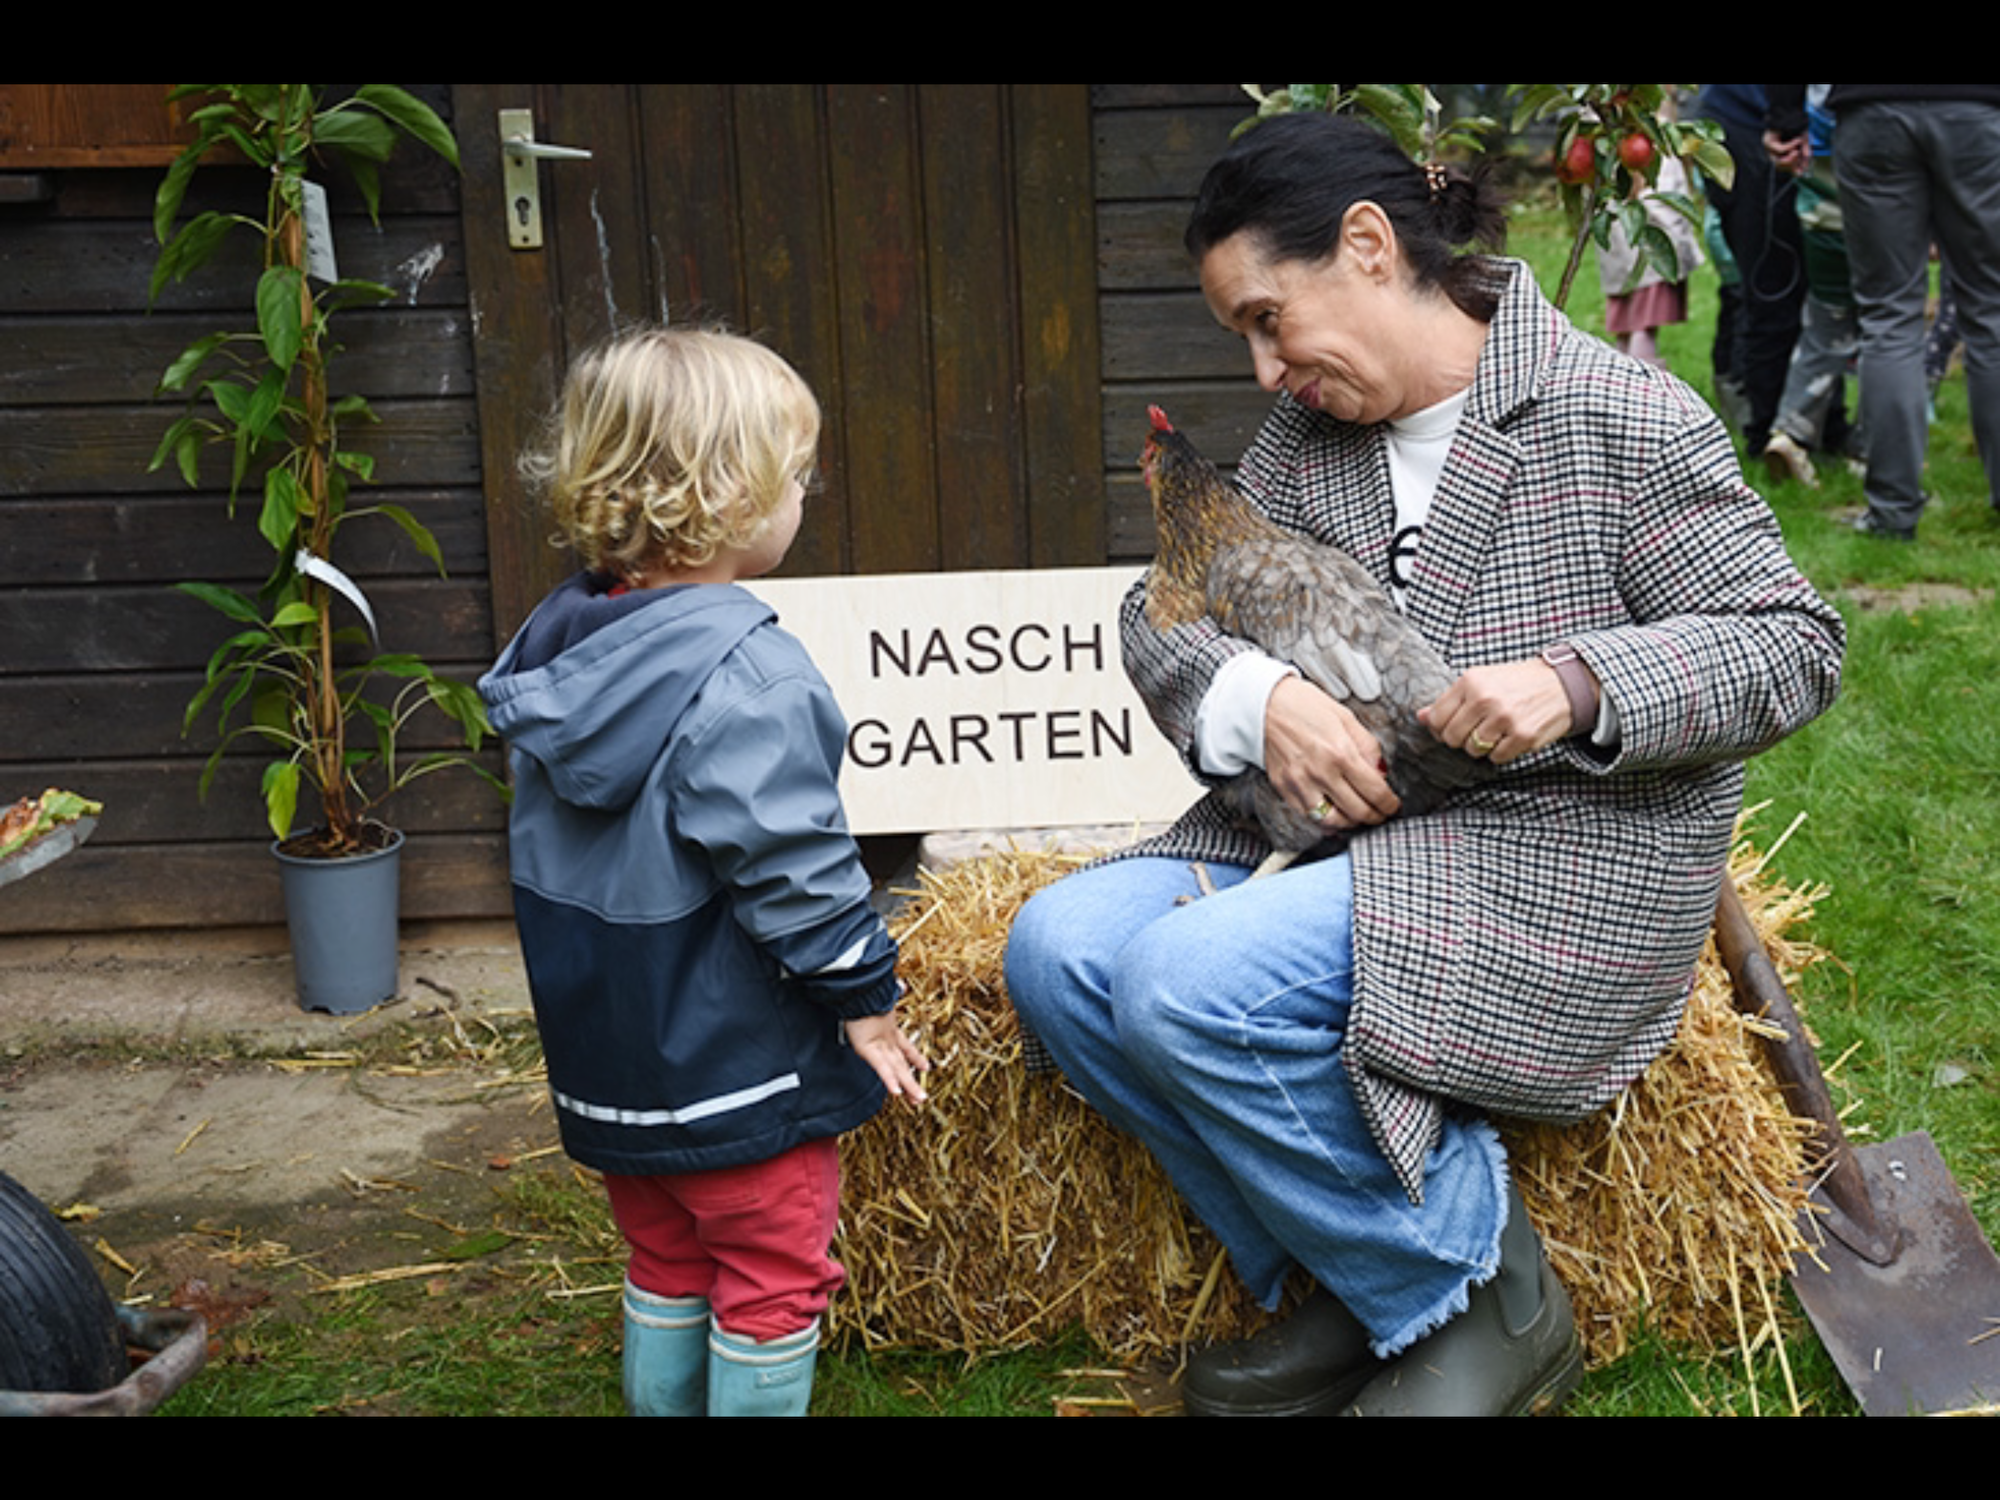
[1140,405,1496,870]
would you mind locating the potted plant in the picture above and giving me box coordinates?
[148,84,502,1013]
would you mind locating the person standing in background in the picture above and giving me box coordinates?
[1766,84,2000,539]
[1696,85,1806,463]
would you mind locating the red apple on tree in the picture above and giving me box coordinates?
[1555,133,1595,185]
[1618,131,1656,179]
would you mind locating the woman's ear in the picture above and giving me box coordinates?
[1339,200,1397,278]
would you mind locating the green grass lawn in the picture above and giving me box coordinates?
[162,187,1998,1421]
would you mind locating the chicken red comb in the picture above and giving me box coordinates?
[1148,404,1174,433]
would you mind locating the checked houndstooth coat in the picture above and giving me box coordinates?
[1111,258,1845,1204]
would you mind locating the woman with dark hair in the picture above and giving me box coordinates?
[1004,112,1844,1416]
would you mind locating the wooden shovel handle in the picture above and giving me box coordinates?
[1712,880,1899,1262]
[1712,881,1844,1137]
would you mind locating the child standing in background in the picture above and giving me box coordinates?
[1598,148,1706,371]
[479,326,929,1417]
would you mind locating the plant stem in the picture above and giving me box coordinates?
[1554,183,1598,313]
[271,102,358,852]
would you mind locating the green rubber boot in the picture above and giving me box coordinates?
[1181,1288,1382,1416]
[1343,1189,1583,1417]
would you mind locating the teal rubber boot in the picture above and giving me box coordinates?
[707,1318,820,1417]
[622,1281,709,1417]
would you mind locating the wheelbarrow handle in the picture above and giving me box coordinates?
[1712,881,1901,1265]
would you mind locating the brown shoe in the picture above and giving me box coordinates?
[1181,1288,1382,1417]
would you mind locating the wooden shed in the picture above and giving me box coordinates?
[0,83,1267,938]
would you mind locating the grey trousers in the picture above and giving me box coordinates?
[1837,98,2000,530]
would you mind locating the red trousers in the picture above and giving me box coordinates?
[603,1137,845,1343]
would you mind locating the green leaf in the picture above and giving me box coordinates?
[427,676,494,747]
[373,502,446,572]
[441,1228,515,1261]
[322,279,397,313]
[354,85,460,169]
[256,265,305,372]
[206,375,251,425]
[149,210,237,303]
[172,429,204,488]
[147,413,198,474]
[233,84,289,122]
[1352,84,1425,157]
[176,579,264,624]
[366,652,428,673]
[1690,138,1737,192]
[153,141,205,244]
[340,155,385,224]
[157,331,233,396]
[243,365,289,445]
[262,759,301,841]
[259,467,303,552]
[313,106,399,162]
[251,685,293,737]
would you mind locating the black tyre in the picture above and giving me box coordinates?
[0,1170,127,1394]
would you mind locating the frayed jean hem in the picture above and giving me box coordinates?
[1363,1115,1510,1360]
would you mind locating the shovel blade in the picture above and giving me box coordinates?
[1787,1130,2000,1416]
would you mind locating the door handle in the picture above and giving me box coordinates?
[499,108,593,250]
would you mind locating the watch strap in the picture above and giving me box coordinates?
[1541,644,1599,737]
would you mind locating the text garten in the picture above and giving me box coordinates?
[847,620,1140,770]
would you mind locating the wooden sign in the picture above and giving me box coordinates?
[752,567,1197,835]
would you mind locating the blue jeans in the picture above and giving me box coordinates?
[1003,853,1508,1358]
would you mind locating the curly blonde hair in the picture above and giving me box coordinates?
[523,326,820,578]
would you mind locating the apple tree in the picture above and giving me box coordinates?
[1510,84,1735,310]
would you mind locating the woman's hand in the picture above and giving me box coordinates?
[1263,674,1400,829]
[1420,658,1580,765]
[844,1012,931,1107]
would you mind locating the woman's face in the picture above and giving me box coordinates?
[1199,206,1431,425]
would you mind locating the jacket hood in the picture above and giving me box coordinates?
[479,574,775,813]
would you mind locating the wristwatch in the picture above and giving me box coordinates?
[1540,644,1599,737]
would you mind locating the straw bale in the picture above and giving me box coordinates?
[1502,839,1829,1364]
[831,830,1832,1371]
[831,845,1271,1362]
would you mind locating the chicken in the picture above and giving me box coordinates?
[1140,404,1496,875]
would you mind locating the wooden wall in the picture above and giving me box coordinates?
[0,83,1266,938]
[1093,84,1270,559]
[458,82,1113,644]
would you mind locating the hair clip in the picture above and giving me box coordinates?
[1424,160,1449,199]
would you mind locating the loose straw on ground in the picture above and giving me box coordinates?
[831,826,1833,1379]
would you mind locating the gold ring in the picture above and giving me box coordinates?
[1470,733,1496,755]
[1310,797,1335,821]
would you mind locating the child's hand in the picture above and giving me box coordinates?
[844,1013,931,1107]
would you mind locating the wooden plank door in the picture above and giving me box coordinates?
[454,84,1106,647]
